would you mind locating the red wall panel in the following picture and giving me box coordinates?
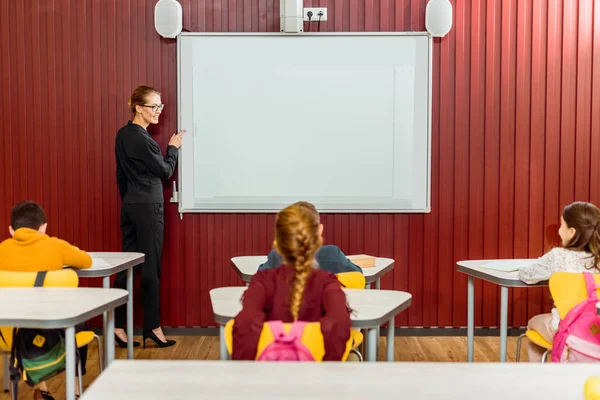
[1,0,599,328]
[511,0,531,329]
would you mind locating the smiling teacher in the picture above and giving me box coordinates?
[113,85,185,349]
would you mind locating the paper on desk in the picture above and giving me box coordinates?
[91,258,111,268]
[480,260,536,272]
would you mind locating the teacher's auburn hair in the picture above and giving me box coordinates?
[128,85,161,115]
[273,201,322,320]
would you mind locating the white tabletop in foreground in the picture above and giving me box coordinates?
[231,256,394,284]
[75,252,145,277]
[456,259,547,287]
[0,288,128,328]
[0,288,127,400]
[81,360,590,399]
[209,286,411,328]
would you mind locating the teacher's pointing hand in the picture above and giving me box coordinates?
[169,130,186,148]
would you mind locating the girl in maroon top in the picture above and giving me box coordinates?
[232,201,351,360]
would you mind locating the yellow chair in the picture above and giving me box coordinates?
[0,269,103,396]
[516,272,600,363]
[516,330,552,363]
[224,319,360,361]
[336,271,366,361]
[550,272,600,319]
[336,271,366,290]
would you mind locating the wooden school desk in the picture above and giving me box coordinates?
[0,287,127,400]
[81,360,590,399]
[75,252,145,361]
[457,259,546,362]
[231,256,395,289]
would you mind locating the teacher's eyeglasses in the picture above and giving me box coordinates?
[141,104,165,113]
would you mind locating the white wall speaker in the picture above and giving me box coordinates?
[155,0,183,39]
[425,0,452,37]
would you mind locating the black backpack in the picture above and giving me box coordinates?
[4,271,79,389]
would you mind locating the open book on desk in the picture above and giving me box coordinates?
[480,260,537,272]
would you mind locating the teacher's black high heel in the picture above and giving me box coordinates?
[142,328,176,348]
[114,334,140,348]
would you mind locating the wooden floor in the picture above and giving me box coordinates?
[0,336,531,399]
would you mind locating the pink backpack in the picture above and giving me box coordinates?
[256,321,315,361]
[552,273,600,362]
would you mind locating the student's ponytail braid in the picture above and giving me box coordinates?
[289,221,320,320]
[273,202,322,320]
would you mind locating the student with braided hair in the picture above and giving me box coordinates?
[232,201,351,360]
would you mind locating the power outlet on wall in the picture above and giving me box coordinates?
[304,8,327,22]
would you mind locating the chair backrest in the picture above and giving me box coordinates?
[549,272,600,319]
[0,269,79,289]
[0,269,79,351]
[336,271,366,290]
[224,319,354,361]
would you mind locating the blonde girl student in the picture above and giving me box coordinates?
[519,201,600,361]
[232,201,351,361]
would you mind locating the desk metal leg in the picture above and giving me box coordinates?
[102,277,109,366]
[467,276,474,362]
[367,328,377,362]
[65,326,76,400]
[386,317,394,362]
[499,286,508,362]
[219,325,227,360]
[126,268,134,360]
[375,326,380,360]
[374,278,382,358]
[360,329,367,358]
[106,309,116,366]
[363,281,373,355]
[2,352,9,392]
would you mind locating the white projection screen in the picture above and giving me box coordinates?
[177,33,432,213]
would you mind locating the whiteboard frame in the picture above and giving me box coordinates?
[177,32,432,214]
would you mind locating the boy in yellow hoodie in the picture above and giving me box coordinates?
[0,201,92,272]
[0,201,92,400]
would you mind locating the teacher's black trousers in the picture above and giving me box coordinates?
[114,203,164,330]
